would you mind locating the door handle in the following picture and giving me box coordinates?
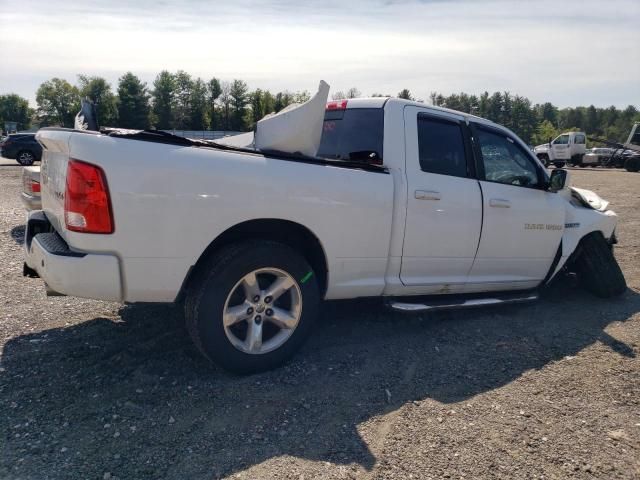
[489,198,511,208]
[415,190,441,201]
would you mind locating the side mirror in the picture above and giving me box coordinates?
[548,137,552,146]
[549,168,570,192]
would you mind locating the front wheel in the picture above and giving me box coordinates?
[184,241,320,374]
[573,233,626,298]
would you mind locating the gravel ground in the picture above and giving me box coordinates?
[0,159,639,479]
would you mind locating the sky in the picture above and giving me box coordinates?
[0,0,638,108]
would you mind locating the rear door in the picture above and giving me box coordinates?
[466,123,564,290]
[400,107,482,291]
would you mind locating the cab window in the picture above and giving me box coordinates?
[553,134,570,145]
[417,115,468,177]
[476,127,540,188]
[318,108,384,164]
[575,134,586,144]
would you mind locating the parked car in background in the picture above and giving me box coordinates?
[21,166,41,210]
[0,133,42,165]
[534,131,587,167]
[582,147,614,166]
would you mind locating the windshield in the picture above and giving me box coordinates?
[317,108,384,164]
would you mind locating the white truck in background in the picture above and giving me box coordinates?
[23,85,626,373]
[534,131,587,168]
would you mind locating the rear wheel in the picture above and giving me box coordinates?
[573,233,626,298]
[184,241,320,374]
[16,150,35,166]
[625,156,640,172]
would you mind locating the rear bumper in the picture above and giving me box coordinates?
[21,192,41,210]
[23,211,122,301]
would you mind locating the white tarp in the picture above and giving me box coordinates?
[216,80,330,157]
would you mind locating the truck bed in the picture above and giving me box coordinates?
[34,127,395,303]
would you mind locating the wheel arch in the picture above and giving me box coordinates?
[177,218,329,302]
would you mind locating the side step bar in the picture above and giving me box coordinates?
[387,293,539,313]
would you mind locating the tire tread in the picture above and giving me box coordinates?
[575,233,626,298]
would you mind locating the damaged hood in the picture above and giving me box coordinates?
[570,187,609,212]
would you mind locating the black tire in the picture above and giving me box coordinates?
[625,156,640,172]
[184,240,320,374]
[570,155,580,168]
[553,161,564,168]
[16,150,35,166]
[573,233,626,298]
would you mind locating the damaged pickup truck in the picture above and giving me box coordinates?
[24,81,626,373]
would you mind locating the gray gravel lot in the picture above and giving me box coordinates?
[0,159,639,479]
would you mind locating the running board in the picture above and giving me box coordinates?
[386,293,539,313]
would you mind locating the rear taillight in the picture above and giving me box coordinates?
[22,175,40,194]
[326,100,348,111]
[64,159,113,234]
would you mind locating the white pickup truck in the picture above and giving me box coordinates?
[24,93,626,373]
[534,131,587,167]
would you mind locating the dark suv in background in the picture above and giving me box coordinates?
[0,133,42,165]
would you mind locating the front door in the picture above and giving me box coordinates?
[551,133,571,161]
[400,107,482,291]
[467,123,564,291]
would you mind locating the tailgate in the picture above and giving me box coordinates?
[35,128,75,238]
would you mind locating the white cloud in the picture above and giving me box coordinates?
[0,0,638,107]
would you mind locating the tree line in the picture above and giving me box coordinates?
[1,72,638,145]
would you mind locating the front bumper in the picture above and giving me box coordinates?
[23,211,122,301]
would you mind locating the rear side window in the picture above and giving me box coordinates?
[575,134,586,144]
[417,116,468,177]
[317,108,384,164]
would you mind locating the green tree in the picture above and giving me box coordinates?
[189,78,209,130]
[293,90,311,103]
[531,120,558,146]
[77,75,118,126]
[116,72,150,129]
[0,94,32,131]
[585,105,599,134]
[229,79,249,131]
[207,78,222,130]
[36,78,80,127]
[218,81,232,130]
[172,70,193,129]
[345,87,361,99]
[249,89,264,127]
[273,91,293,112]
[151,71,175,129]
[397,89,414,100]
[262,90,275,116]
